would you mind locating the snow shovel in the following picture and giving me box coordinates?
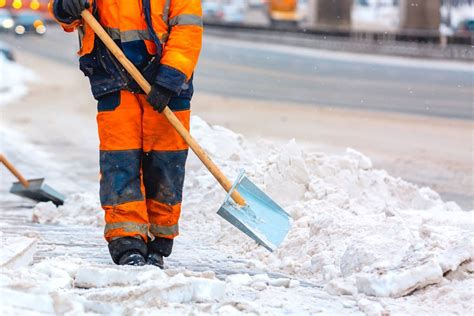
[0,154,65,206]
[81,10,292,251]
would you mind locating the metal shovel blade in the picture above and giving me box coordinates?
[10,178,65,206]
[217,170,292,251]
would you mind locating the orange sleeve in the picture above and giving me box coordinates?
[156,0,203,93]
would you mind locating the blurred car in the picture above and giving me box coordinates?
[297,0,308,23]
[202,1,224,22]
[220,0,246,23]
[247,0,265,8]
[222,3,245,23]
[455,18,474,36]
[13,11,46,35]
[0,41,15,61]
[0,9,15,32]
[203,0,245,24]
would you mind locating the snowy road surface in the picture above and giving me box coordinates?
[1,52,473,314]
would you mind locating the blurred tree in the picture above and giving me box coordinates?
[399,0,441,32]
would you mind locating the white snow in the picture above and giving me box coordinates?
[3,114,472,315]
[1,57,473,315]
[355,258,443,298]
[19,115,474,313]
[0,236,37,269]
[181,118,473,301]
[0,54,36,107]
[0,257,226,314]
[32,193,103,226]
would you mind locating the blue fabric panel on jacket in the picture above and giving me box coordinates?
[100,150,144,206]
[168,97,190,112]
[142,0,163,54]
[155,64,187,95]
[97,91,121,112]
[79,41,129,99]
[142,150,188,205]
[177,74,194,99]
[122,41,151,68]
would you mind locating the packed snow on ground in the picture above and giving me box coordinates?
[0,234,37,269]
[22,116,474,315]
[0,53,36,107]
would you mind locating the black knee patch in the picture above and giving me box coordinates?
[108,237,147,264]
[148,237,173,257]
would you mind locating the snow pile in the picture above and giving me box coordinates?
[226,273,300,290]
[32,192,103,226]
[0,54,36,107]
[0,256,227,315]
[184,117,473,299]
[27,116,473,302]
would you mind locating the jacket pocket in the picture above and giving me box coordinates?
[79,40,129,99]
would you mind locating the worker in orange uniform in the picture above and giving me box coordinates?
[49,0,202,267]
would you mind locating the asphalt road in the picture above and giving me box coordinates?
[3,25,473,119]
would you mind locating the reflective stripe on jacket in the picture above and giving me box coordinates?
[48,0,203,96]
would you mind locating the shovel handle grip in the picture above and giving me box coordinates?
[0,154,29,188]
[81,10,246,206]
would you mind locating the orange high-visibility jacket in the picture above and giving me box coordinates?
[49,0,202,97]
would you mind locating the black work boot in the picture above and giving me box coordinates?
[147,237,173,269]
[108,237,147,266]
[118,250,146,266]
[147,252,164,269]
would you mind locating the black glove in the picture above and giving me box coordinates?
[61,0,89,19]
[147,84,173,113]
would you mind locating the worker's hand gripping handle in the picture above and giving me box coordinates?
[80,10,246,206]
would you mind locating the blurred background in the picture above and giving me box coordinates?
[1,0,473,38]
[0,0,473,209]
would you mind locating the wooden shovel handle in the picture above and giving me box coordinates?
[81,10,246,206]
[0,154,29,188]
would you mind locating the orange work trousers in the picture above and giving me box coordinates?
[97,90,190,242]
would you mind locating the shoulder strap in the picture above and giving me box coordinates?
[142,0,164,55]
